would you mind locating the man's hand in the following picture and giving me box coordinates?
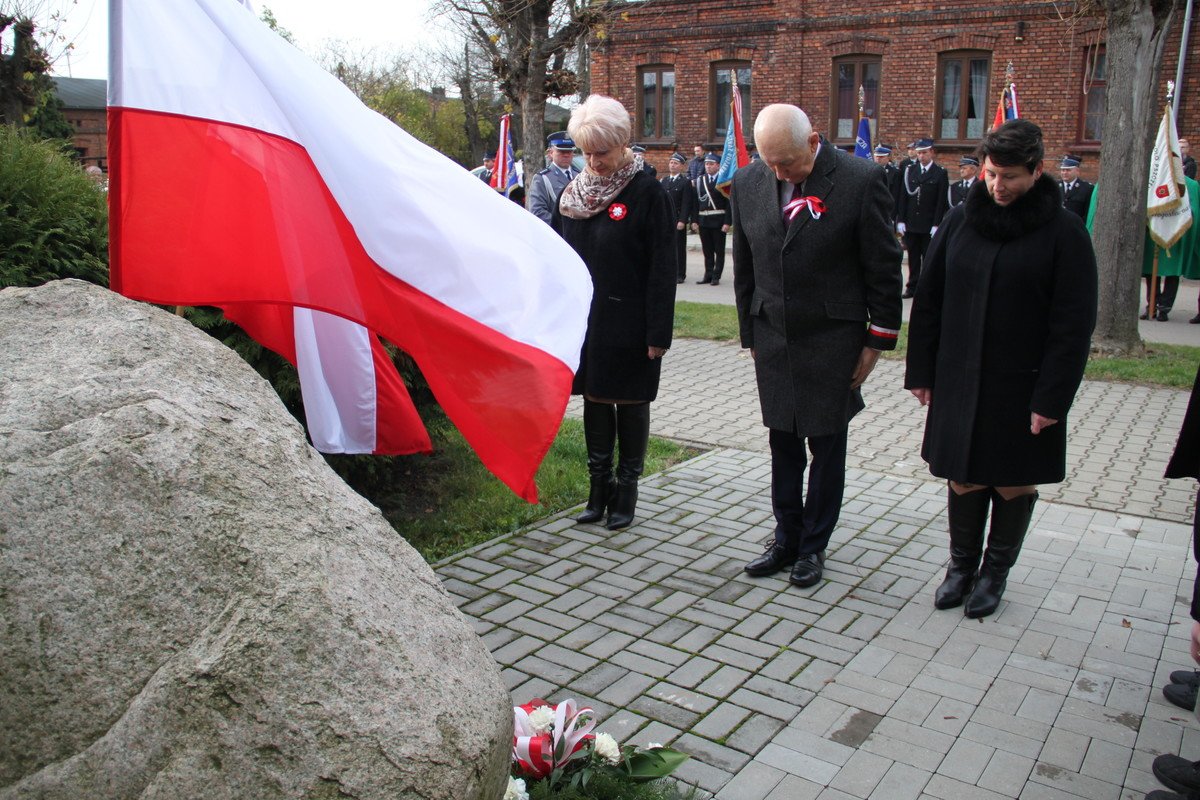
[691,222,699,233]
[1191,621,1200,664]
[910,388,932,406]
[648,346,667,360]
[850,347,882,389]
[721,224,730,233]
[897,222,907,235]
[676,221,685,230]
[930,225,939,237]
[1030,413,1058,435]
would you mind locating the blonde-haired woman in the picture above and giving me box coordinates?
[554,94,676,530]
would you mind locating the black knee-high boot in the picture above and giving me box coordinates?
[964,490,1038,619]
[576,400,616,524]
[935,486,990,610]
[607,402,650,530]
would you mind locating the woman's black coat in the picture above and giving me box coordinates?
[554,170,676,401]
[905,175,1097,486]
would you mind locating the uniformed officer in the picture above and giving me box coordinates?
[1059,155,1093,220]
[897,141,917,178]
[661,152,696,283]
[479,150,496,185]
[897,138,949,298]
[528,131,577,225]
[948,155,979,208]
[873,144,901,223]
[687,144,706,180]
[690,152,731,285]
[631,144,657,178]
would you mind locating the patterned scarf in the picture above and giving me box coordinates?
[559,154,638,220]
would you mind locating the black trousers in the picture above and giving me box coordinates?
[904,232,931,292]
[698,226,727,279]
[1144,275,1180,310]
[673,227,688,280]
[769,426,849,556]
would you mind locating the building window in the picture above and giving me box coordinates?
[1081,45,1106,142]
[711,62,751,141]
[638,65,675,141]
[831,56,880,145]
[936,51,990,141]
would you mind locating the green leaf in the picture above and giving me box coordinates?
[621,748,689,782]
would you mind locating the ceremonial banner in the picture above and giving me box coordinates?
[991,82,1019,131]
[108,0,592,501]
[490,113,519,195]
[853,114,872,159]
[1147,103,1193,251]
[715,83,750,197]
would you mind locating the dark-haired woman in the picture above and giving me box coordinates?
[905,119,1097,619]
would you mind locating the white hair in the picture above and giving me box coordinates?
[753,104,813,147]
[568,95,631,153]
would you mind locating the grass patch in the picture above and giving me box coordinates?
[673,301,741,341]
[674,302,1198,389]
[332,412,700,563]
[1085,341,1200,389]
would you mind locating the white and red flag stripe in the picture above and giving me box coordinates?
[108,0,592,501]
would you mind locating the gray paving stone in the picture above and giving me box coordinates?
[714,760,785,800]
[726,712,787,754]
[868,761,931,800]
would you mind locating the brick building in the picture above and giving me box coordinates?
[592,2,1200,181]
[53,77,108,170]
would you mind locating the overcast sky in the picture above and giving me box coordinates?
[49,0,445,80]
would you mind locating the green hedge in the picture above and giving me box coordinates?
[0,126,108,288]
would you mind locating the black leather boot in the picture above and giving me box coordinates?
[935,486,990,609]
[575,400,616,524]
[964,490,1038,619]
[607,402,650,530]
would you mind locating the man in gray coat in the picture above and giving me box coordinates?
[733,104,903,588]
[528,132,578,225]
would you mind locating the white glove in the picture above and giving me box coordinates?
[930,226,939,237]
[897,222,907,235]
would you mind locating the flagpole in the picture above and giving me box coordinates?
[1150,247,1160,319]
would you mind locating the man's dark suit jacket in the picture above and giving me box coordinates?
[732,144,903,437]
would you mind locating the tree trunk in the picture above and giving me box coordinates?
[575,38,591,101]
[1091,0,1177,353]
[519,76,549,197]
[456,44,486,165]
[0,19,37,126]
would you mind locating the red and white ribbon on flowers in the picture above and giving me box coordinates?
[512,699,596,779]
[783,195,826,222]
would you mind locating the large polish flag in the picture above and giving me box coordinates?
[108,0,592,502]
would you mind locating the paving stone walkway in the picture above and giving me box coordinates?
[436,338,1200,800]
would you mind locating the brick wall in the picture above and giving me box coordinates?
[63,108,108,169]
[594,0,1199,183]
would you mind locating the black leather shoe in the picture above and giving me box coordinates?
[789,552,824,588]
[696,277,712,284]
[1158,308,1171,322]
[744,545,796,577]
[1170,669,1200,687]
[710,278,720,286]
[1141,308,1151,320]
[1165,681,1198,711]
[676,277,685,284]
[1145,789,1198,800]
[1191,314,1200,324]
[1153,753,1200,794]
